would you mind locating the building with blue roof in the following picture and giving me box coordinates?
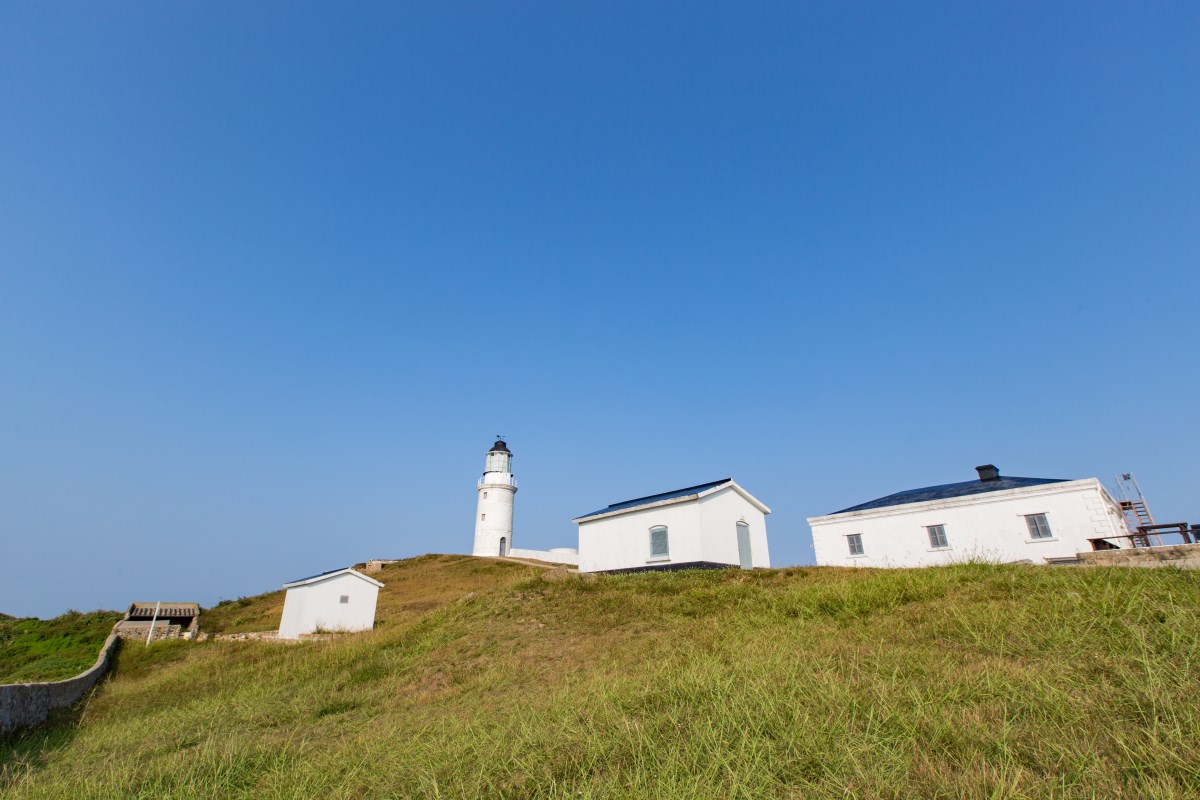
[574,478,772,573]
[807,464,1129,568]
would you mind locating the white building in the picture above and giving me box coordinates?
[807,464,1128,568]
[278,567,384,640]
[574,479,771,573]
[473,439,517,557]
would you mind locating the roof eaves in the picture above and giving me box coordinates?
[283,567,384,589]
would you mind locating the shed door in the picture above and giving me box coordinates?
[736,522,752,569]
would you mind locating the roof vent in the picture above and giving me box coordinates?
[975,464,1000,482]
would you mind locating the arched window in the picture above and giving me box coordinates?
[481,513,486,521]
[649,526,669,560]
[499,537,507,557]
[483,491,488,499]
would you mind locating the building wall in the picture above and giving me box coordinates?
[808,479,1126,567]
[697,486,771,568]
[473,478,516,556]
[278,573,380,640]
[578,500,705,573]
[578,489,771,572]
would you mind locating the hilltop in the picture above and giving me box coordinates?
[2,556,1199,798]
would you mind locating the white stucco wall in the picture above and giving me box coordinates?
[278,571,381,640]
[578,487,771,573]
[474,477,516,556]
[579,501,703,573]
[698,485,771,568]
[807,478,1126,568]
[507,547,580,566]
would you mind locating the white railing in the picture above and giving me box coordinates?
[478,475,517,488]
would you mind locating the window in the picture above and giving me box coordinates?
[483,491,487,499]
[927,525,949,549]
[847,533,864,556]
[649,526,669,560]
[481,513,486,520]
[339,595,349,604]
[1025,513,1053,539]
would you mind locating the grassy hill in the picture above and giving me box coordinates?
[0,611,122,684]
[2,556,1199,798]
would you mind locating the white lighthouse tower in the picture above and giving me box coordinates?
[473,438,517,557]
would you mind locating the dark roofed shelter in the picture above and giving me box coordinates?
[115,602,201,641]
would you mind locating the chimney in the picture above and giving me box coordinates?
[975,464,1000,482]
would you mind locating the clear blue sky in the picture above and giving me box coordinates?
[2,3,1197,618]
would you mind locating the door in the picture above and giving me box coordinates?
[499,537,508,557]
[736,522,752,569]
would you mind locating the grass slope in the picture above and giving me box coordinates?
[199,554,539,634]
[0,612,121,685]
[3,558,1200,798]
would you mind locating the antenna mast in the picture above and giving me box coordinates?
[1114,472,1156,546]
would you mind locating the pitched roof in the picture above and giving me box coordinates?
[283,567,384,589]
[574,479,733,522]
[126,603,199,619]
[832,475,1069,514]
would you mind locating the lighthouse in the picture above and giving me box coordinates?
[473,438,517,557]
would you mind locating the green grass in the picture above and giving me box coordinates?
[0,611,121,684]
[3,558,1199,798]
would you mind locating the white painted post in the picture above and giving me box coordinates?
[145,601,161,647]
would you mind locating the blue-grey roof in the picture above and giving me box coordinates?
[285,566,352,585]
[576,479,731,521]
[833,475,1069,514]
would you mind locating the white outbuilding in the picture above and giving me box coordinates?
[574,479,771,573]
[278,567,384,640]
[807,464,1129,567]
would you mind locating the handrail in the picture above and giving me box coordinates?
[1089,523,1200,551]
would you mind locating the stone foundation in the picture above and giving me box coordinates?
[1077,543,1200,569]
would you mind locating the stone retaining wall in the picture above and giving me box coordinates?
[1077,542,1200,569]
[0,628,120,733]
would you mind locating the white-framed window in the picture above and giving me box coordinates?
[847,533,864,556]
[1025,513,1053,539]
[339,595,349,604]
[927,524,949,549]
[649,526,669,560]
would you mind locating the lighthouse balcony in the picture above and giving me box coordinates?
[479,475,517,488]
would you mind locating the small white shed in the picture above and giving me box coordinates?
[574,479,771,573]
[278,567,384,640]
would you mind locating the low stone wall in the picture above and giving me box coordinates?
[508,548,580,566]
[114,621,184,642]
[1077,543,1200,569]
[0,629,120,733]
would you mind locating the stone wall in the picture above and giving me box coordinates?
[1077,543,1200,569]
[114,621,182,642]
[0,629,120,733]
